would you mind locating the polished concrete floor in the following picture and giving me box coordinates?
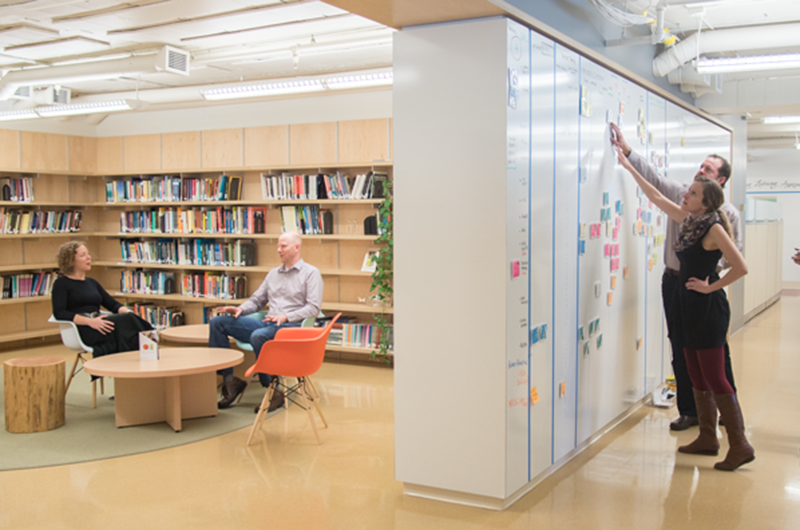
[2,296,800,529]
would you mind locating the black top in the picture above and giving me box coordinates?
[51,276,122,322]
[676,220,730,349]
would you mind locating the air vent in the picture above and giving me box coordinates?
[156,46,190,76]
[11,86,31,100]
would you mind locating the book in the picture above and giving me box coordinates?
[361,250,379,273]
[227,175,242,201]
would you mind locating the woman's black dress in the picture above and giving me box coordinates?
[676,221,730,349]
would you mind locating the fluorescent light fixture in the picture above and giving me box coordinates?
[762,116,800,125]
[201,71,393,101]
[696,54,800,74]
[0,108,40,122]
[35,99,147,118]
[324,71,393,90]
[202,79,325,100]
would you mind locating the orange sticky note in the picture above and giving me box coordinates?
[607,292,613,305]
[648,259,654,271]
[530,386,540,404]
[560,382,566,397]
[611,276,616,289]
[637,220,643,232]
[637,338,643,350]
[624,266,629,279]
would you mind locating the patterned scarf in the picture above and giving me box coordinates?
[674,210,719,253]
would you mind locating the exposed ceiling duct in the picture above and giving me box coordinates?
[0,47,190,100]
[652,22,800,77]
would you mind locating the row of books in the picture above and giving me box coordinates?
[260,172,389,201]
[279,205,332,235]
[1,271,57,299]
[328,323,394,350]
[1,177,34,203]
[119,206,266,235]
[105,175,243,203]
[0,209,82,234]
[128,302,185,329]
[182,272,247,300]
[119,270,177,296]
[120,239,257,267]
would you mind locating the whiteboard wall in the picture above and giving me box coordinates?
[394,17,733,508]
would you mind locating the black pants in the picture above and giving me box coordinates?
[78,312,153,357]
[662,271,737,417]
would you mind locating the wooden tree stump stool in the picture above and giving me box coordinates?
[4,357,66,433]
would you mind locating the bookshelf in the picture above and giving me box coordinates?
[0,119,393,362]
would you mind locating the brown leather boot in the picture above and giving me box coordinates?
[678,388,720,456]
[218,376,247,409]
[714,393,755,471]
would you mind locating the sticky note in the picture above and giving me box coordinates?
[597,334,603,348]
[603,192,609,206]
[637,338,643,350]
[648,259,654,271]
[540,324,547,340]
[624,266,629,279]
[589,321,595,336]
[531,386,540,404]
[637,220,643,232]
[607,292,613,305]
[560,382,566,397]
[579,326,585,340]
[594,281,601,298]
[581,223,587,238]
[611,276,616,289]
[512,260,520,279]
[531,327,539,345]
[580,239,586,255]
[583,341,590,355]
[604,244,610,257]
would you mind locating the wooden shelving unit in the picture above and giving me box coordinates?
[0,119,394,358]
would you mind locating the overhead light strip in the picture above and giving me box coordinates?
[0,108,40,122]
[201,71,393,101]
[35,99,146,117]
[762,116,800,125]
[696,54,800,74]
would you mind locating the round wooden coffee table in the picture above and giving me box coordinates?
[84,348,242,432]
[158,324,211,345]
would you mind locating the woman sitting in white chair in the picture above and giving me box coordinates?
[51,242,152,361]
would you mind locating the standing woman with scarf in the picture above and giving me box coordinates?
[616,146,754,471]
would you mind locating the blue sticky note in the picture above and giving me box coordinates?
[531,327,539,345]
[540,324,547,340]
[580,239,586,255]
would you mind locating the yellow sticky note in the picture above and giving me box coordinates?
[607,292,613,306]
[560,382,566,397]
[530,386,540,405]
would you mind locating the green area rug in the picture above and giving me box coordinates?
[0,370,273,471]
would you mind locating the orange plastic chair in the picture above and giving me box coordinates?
[245,313,341,446]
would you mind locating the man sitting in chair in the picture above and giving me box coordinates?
[209,231,323,410]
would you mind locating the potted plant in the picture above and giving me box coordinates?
[370,179,393,364]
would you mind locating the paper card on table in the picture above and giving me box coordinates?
[560,381,567,397]
[531,386,540,404]
[139,330,160,361]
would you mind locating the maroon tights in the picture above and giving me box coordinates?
[683,346,734,394]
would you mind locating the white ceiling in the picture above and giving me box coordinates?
[3,0,800,148]
[0,0,393,111]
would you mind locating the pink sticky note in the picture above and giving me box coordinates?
[512,261,520,279]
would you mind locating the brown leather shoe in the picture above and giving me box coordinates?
[254,390,285,413]
[218,377,247,409]
[670,415,699,431]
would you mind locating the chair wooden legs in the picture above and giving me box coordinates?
[245,377,327,446]
[92,379,97,409]
[246,381,277,446]
[64,351,85,396]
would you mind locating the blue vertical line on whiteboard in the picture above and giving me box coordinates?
[550,42,557,466]
[574,56,581,450]
[643,92,649,397]
[527,28,533,484]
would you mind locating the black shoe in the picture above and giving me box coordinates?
[670,415,699,431]
[218,377,247,409]
[258,390,286,414]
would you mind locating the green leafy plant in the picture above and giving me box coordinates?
[370,179,393,365]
